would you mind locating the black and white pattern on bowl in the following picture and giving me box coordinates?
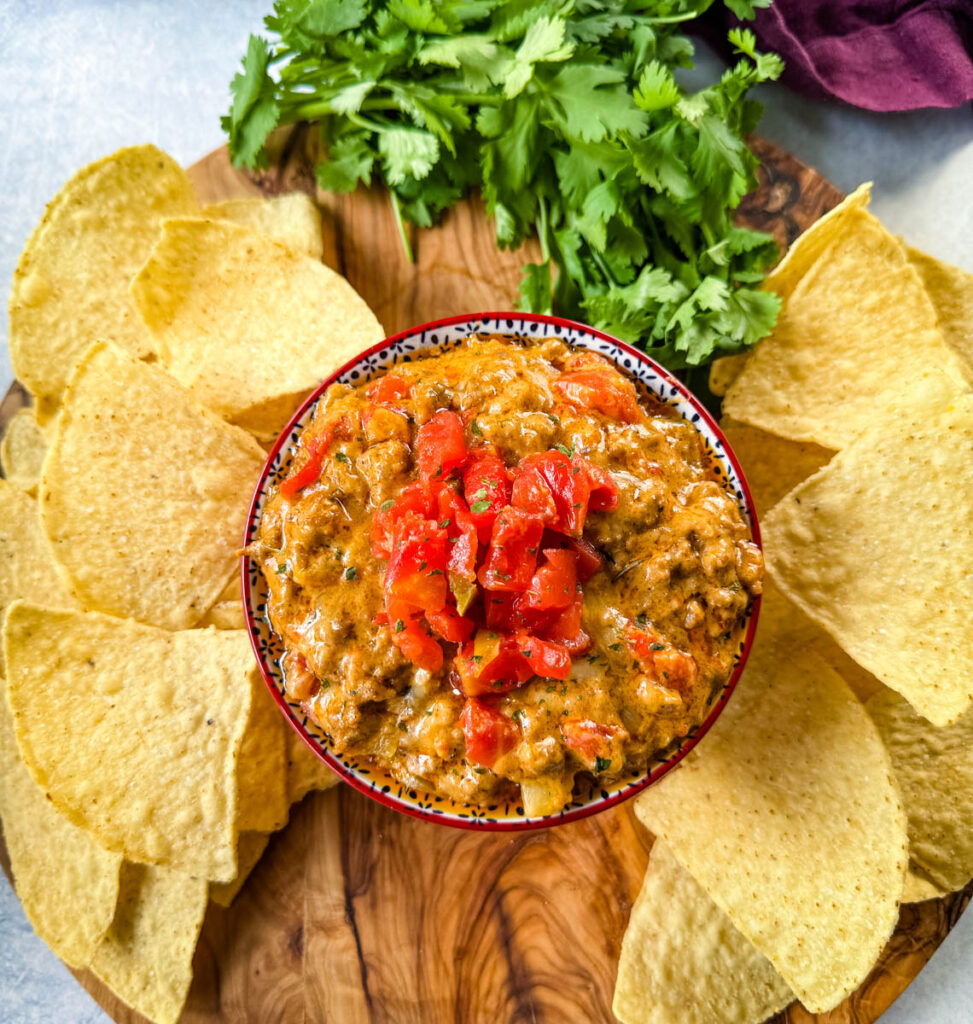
[243,314,760,831]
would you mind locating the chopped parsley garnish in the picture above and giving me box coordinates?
[470,419,483,436]
[380,499,395,512]
[595,756,612,773]
[650,642,666,651]
[470,499,491,514]
[334,451,349,463]
[555,442,575,458]
[395,619,405,633]
[344,566,357,580]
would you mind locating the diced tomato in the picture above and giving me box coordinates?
[484,591,520,632]
[512,451,591,537]
[436,488,478,581]
[561,718,619,762]
[460,698,520,768]
[366,373,412,409]
[385,512,448,613]
[478,506,544,592]
[371,482,435,559]
[625,623,698,690]
[392,617,444,673]
[523,549,577,612]
[463,454,510,542]
[564,536,603,581]
[540,589,591,656]
[279,420,341,500]
[518,633,572,680]
[581,459,619,512]
[456,632,533,696]
[417,410,469,487]
[426,602,475,644]
[554,369,641,423]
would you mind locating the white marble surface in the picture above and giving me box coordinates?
[0,2,971,1022]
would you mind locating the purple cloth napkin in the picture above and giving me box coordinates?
[706,1,973,111]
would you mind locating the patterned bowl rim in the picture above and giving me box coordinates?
[242,311,761,831]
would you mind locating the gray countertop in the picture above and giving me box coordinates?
[1,2,971,1022]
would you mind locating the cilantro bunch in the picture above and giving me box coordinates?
[226,0,785,371]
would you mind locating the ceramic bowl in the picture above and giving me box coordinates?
[243,312,761,830]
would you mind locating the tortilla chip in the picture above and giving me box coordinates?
[237,672,289,834]
[9,145,197,421]
[764,394,973,727]
[635,634,907,1012]
[91,861,208,1024]
[907,245,973,377]
[614,839,793,1024]
[708,353,747,397]
[0,684,122,968]
[286,726,339,804]
[4,603,254,882]
[210,831,271,908]
[1,408,46,493]
[40,340,264,631]
[902,872,946,904]
[723,208,968,449]
[720,417,833,517]
[867,689,973,893]
[231,389,314,444]
[131,217,384,436]
[206,193,324,261]
[0,482,78,641]
[200,601,247,630]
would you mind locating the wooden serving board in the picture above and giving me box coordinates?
[2,130,970,1024]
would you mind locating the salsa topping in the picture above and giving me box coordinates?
[257,337,763,816]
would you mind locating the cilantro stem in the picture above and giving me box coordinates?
[389,189,414,263]
[590,247,619,288]
[536,193,551,264]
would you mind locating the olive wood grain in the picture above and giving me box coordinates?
[2,128,969,1024]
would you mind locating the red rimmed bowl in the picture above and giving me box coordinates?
[243,312,761,830]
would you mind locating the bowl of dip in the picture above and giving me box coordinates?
[243,313,762,830]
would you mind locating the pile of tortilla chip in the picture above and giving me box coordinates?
[614,186,973,1024]
[0,145,378,1024]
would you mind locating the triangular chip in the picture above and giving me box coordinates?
[907,244,973,376]
[614,839,793,1024]
[286,726,339,804]
[237,672,289,834]
[9,145,197,420]
[764,394,973,726]
[91,861,208,1024]
[902,872,946,904]
[4,603,254,882]
[867,689,973,893]
[210,831,271,908]
[720,417,833,517]
[205,193,324,260]
[1,408,46,493]
[0,480,77,632]
[723,207,968,449]
[0,685,122,968]
[635,634,906,1012]
[40,340,264,630]
[132,217,384,437]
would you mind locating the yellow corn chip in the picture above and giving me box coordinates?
[0,684,122,968]
[708,353,747,397]
[210,831,271,908]
[9,145,197,421]
[91,861,208,1024]
[0,481,77,635]
[764,394,973,726]
[286,726,339,804]
[614,839,793,1024]
[1,408,46,493]
[907,245,973,376]
[867,690,973,893]
[205,193,324,260]
[902,872,946,904]
[635,634,906,1012]
[720,417,833,517]
[132,217,384,437]
[723,208,968,449]
[199,600,247,630]
[237,671,288,834]
[4,603,254,882]
[41,340,264,631]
